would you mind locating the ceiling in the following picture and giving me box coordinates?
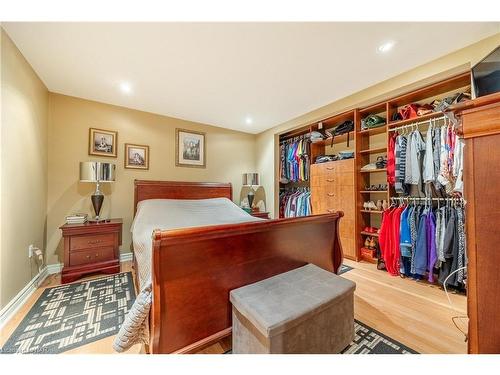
[3,22,499,134]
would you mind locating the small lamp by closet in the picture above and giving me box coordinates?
[79,161,116,222]
[242,172,259,211]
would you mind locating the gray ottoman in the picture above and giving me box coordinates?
[230,264,356,354]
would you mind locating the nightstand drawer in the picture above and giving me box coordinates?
[69,247,115,266]
[70,233,115,251]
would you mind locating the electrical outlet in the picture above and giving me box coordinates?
[28,244,35,258]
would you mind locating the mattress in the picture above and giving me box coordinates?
[114,197,262,352]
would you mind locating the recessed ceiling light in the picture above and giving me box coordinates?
[119,82,132,94]
[377,41,395,53]
[245,117,253,125]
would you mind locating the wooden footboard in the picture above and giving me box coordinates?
[150,213,344,353]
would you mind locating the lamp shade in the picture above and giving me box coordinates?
[242,173,259,186]
[80,162,116,182]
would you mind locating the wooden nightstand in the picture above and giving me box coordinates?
[59,219,122,284]
[250,211,270,219]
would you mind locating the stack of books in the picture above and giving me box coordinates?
[66,213,88,224]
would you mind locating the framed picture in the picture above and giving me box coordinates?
[124,143,149,170]
[175,128,206,168]
[89,128,117,157]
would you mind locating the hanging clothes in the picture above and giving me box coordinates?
[405,130,426,197]
[279,136,311,183]
[379,205,403,276]
[379,198,467,290]
[392,117,464,198]
[387,133,397,186]
[279,188,311,218]
[394,134,409,196]
[432,127,443,193]
[453,138,465,194]
[399,205,412,276]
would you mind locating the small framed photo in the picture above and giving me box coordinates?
[89,128,117,157]
[175,128,206,168]
[125,143,149,170]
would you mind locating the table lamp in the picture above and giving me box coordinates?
[242,172,259,211]
[80,161,116,222]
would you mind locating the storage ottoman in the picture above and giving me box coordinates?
[229,264,356,354]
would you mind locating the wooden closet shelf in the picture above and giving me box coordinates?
[360,190,388,194]
[312,132,353,146]
[360,168,387,173]
[360,210,383,214]
[358,126,387,136]
[360,231,380,237]
[359,147,387,154]
[360,102,387,115]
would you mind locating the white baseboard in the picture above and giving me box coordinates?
[0,266,48,330]
[46,262,63,275]
[119,252,133,262]
[0,252,134,330]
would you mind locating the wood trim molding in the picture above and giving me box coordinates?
[134,180,233,215]
[172,328,232,354]
[0,267,48,330]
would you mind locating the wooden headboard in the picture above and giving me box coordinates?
[134,180,233,215]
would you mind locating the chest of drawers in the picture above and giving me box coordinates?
[59,219,122,283]
[311,159,356,260]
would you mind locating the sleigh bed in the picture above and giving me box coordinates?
[131,179,344,353]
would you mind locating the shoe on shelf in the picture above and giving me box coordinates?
[369,237,377,249]
[375,156,387,169]
[382,200,389,210]
[376,200,383,211]
[361,163,377,171]
[364,237,371,248]
[367,201,377,210]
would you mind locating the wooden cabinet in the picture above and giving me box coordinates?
[311,159,356,260]
[59,219,122,283]
[455,92,500,354]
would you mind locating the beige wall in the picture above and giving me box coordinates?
[1,29,49,308]
[256,32,500,218]
[46,93,256,266]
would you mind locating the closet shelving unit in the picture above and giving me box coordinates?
[308,110,356,161]
[354,71,471,263]
[278,110,357,218]
[278,71,471,264]
[355,102,389,263]
[278,125,313,216]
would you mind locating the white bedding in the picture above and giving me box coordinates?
[132,198,263,289]
[114,197,262,352]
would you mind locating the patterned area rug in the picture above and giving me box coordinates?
[225,319,417,354]
[1,272,135,354]
[339,264,353,275]
[342,320,417,354]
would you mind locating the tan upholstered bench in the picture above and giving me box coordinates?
[229,264,356,354]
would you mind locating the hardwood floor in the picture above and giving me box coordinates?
[0,259,467,354]
[341,259,467,354]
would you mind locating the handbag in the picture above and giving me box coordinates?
[391,112,402,122]
[398,104,419,120]
[416,104,434,116]
[331,120,354,147]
